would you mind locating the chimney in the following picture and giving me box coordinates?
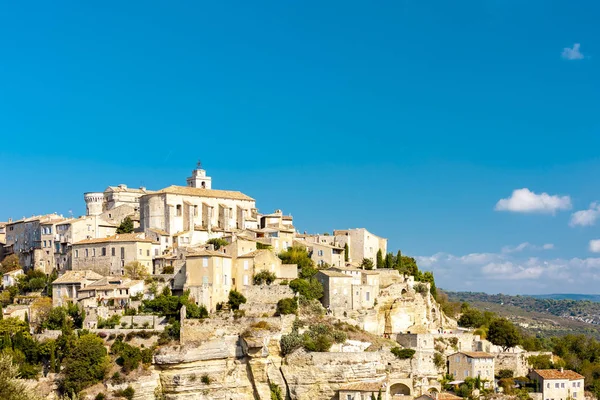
[560,367,564,373]
[8,218,12,223]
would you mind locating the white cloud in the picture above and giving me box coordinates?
[481,261,544,280]
[495,188,571,214]
[562,43,584,60]
[590,240,600,253]
[570,202,600,227]
[501,242,554,253]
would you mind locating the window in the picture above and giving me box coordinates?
[318,250,324,256]
[244,260,249,270]
[366,292,370,301]
[75,250,79,258]
[102,248,106,256]
[555,384,559,388]
[43,240,47,247]
[202,276,208,284]
[224,274,228,285]
[194,205,198,216]
[578,383,581,388]
[155,249,159,256]
[573,383,577,388]
[112,248,116,256]
[561,383,565,388]
[139,249,142,256]
[573,393,577,398]
[121,247,125,259]
[147,250,150,256]
[85,249,89,257]
[203,257,208,267]
[176,205,182,216]
[547,384,550,388]
[243,275,249,285]
[92,248,96,257]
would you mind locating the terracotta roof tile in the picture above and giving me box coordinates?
[52,270,104,284]
[533,369,585,380]
[453,351,494,359]
[73,233,156,245]
[318,269,352,278]
[151,185,254,201]
[339,381,387,392]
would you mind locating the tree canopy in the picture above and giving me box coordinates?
[487,318,521,351]
[124,261,150,280]
[206,238,229,250]
[0,254,21,274]
[116,217,134,234]
[278,246,316,279]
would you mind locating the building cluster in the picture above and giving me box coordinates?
[0,164,387,317]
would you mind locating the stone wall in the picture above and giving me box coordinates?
[495,351,552,377]
[240,285,295,317]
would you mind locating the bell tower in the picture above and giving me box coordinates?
[187,161,212,189]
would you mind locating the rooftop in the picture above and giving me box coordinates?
[53,270,104,285]
[151,185,254,201]
[452,351,495,359]
[339,380,386,392]
[186,249,232,258]
[319,269,353,278]
[73,233,156,245]
[533,369,585,381]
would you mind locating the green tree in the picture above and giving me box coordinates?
[458,307,485,328]
[206,238,229,250]
[253,270,277,285]
[0,254,21,274]
[277,298,298,315]
[228,289,246,311]
[420,271,437,299]
[487,318,521,351]
[0,353,42,400]
[124,261,150,280]
[278,246,316,278]
[344,243,349,262]
[60,333,110,395]
[289,278,323,301]
[395,250,402,270]
[116,217,134,234]
[376,250,384,268]
[384,252,394,269]
[360,258,374,270]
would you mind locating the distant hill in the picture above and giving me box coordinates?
[446,291,600,338]
[530,294,600,302]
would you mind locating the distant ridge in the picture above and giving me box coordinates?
[530,293,600,302]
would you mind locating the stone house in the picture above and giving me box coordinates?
[71,233,155,276]
[317,270,354,310]
[2,305,30,321]
[52,270,104,307]
[4,214,71,273]
[338,381,388,400]
[448,352,495,386]
[294,240,345,267]
[77,276,144,309]
[139,166,257,247]
[333,228,387,265]
[234,249,298,288]
[184,250,233,312]
[3,269,23,288]
[254,226,294,253]
[259,209,294,230]
[0,222,6,244]
[529,369,585,400]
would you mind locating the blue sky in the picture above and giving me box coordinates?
[1,1,599,294]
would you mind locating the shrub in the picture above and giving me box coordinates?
[269,381,283,400]
[289,278,323,301]
[434,352,445,368]
[253,270,277,285]
[497,369,515,379]
[303,332,332,352]
[279,280,289,285]
[114,386,135,400]
[276,298,298,315]
[391,347,416,359]
[251,321,272,330]
[163,265,174,274]
[201,374,212,385]
[332,330,347,344]
[95,394,107,400]
[233,310,246,319]
[112,372,125,384]
[228,289,246,310]
[414,283,428,295]
[280,332,303,356]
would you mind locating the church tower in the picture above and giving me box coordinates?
[187,161,212,189]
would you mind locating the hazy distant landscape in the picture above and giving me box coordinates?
[447,291,600,339]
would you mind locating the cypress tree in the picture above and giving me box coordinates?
[344,243,349,262]
[376,249,384,268]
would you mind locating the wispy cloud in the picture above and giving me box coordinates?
[501,242,555,254]
[562,43,584,60]
[495,188,571,214]
[570,202,600,227]
[590,240,600,253]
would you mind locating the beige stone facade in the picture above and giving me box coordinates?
[52,270,104,307]
[334,228,387,264]
[529,369,585,400]
[184,250,233,312]
[71,233,155,276]
[77,276,144,309]
[295,240,345,267]
[233,249,297,289]
[448,352,495,386]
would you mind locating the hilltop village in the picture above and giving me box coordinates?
[0,165,586,400]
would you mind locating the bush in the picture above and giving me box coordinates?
[289,278,323,301]
[60,333,111,395]
[332,330,347,344]
[112,372,125,384]
[269,381,283,400]
[497,369,515,379]
[276,298,298,315]
[414,283,428,295]
[303,332,332,352]
[98,315,121,329]
[251,321,272,330]
[228,289,247,310]
[391,347,416,359]
[280,332,303,356]
[95,394,107,400]
[434,352,445,368]
[163,265,174,274]
[114,386,135,400]
[279,280,289,285]
[253,270,277,285]
[201,374,212,385]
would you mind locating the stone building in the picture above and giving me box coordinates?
[77,276,144,309]
[2,269,23,288]
[140,166,257,247]
[317,268,379,312]
[71,233,156,276]
[3,214,71,273]
[317,269,354,310]
[52,270,104,307]
[338,380,388,400]
[294,240,345,267]
[184,249,233,312]
[234,249,297,288]
[333,228,387,264]
[448,352,495,386]
[529,369,585,400]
